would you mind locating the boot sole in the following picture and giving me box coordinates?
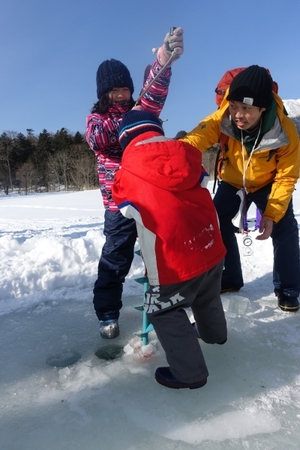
[155,377,207,390]
[278,304,299,312]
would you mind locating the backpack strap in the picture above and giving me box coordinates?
[213,133,229,193]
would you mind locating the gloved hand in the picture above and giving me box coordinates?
[131,105,144,111]
[154,27,184,67]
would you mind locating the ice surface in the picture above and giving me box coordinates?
[1,183,300,449]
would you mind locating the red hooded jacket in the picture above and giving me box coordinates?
[112,132,226,285]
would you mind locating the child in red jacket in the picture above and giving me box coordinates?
[112,110,227,390]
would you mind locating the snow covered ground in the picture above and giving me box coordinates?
[1,181,300,450]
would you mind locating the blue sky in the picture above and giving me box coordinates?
[1,0,299,138]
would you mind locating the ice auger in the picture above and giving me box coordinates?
[134,250,154,346]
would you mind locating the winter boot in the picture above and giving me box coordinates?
[220,283,242,294]
[99,319,120,339]
[275,290,299,313]
[155,367,207,390]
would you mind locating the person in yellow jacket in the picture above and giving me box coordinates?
[182,65,300,312]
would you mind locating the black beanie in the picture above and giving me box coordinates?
[119,110,164,150]
[226,65,273,108]
[96,59,134,100]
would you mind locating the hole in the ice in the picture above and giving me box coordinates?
[95,345,124,360]
[46,350,81,367]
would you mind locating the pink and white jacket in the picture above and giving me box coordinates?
[85,60,171,211]
[112,132,226,285]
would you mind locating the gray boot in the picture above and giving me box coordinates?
[99,320,120,339]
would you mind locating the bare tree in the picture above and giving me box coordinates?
[47,153,61,191]
[70,154,97,190]
[47,151,71,191]
[15,162,37,195]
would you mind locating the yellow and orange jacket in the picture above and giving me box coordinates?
[181,92,300,223]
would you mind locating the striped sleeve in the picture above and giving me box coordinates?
[139,60,171,115]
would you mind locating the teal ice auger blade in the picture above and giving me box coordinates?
[134,275,154,346]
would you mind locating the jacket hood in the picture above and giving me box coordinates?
[121,132,203,192]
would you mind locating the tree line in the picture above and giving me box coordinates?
[0,126,219,196]
[0,128,98,195]
[2,116,299,196]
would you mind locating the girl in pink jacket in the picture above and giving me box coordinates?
[85,28,184,339]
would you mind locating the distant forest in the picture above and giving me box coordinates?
[1,115,299,195]
[0,128,98,195]
[0,127,219,196]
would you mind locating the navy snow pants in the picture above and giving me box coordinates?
[93,209,137,321]
[213,181,300,297]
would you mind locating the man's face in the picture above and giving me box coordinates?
[228,101,266,131]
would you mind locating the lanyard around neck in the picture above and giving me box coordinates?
[241,119,262,189]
